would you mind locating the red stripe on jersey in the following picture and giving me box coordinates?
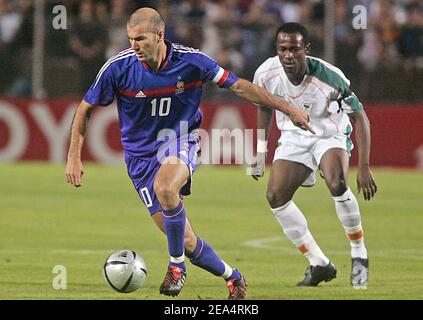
[217,70,229,86]
[144,81,202,96]
[118,81,203,97]
[118,88,137,97]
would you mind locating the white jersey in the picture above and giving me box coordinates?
[253,55,363,138]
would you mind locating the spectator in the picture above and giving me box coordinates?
[397,4,423,72]
[7,0,34,96]
[105,0,130,58]
[0,0,23,92]
[334,0,361,87]
[69,0,108,93]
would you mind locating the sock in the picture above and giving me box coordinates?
[162,201,186,270]
[333,188,367,259]
[187,237,240,281]
[344,224,367,259]
[272,201,330,266]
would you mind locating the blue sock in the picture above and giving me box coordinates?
[162,201,186,270]
[188,237,240,281]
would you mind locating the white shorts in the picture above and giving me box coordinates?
[273,131,353,186]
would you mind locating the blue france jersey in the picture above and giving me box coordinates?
[84,41,239,158]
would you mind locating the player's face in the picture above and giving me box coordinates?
[276,32,309,76]
[127,22,162,62]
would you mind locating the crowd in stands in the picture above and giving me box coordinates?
[0,0,422,102]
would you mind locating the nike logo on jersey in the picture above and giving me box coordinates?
[135,90,146,98]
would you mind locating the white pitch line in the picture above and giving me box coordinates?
[243,236,423,260]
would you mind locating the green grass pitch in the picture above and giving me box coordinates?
[0,162,422,300]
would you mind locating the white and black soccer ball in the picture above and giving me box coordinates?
[103,249,147,293]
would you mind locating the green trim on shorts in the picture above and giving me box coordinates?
[344,124,353,155]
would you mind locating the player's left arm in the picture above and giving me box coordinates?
[348,109,377,200]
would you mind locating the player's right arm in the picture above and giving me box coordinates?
[65,100,97,187]
[188,49,314,133]
[229,79,315,134]
[65,51,119,187]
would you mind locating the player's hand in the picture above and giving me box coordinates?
[357,165,377,201]
[288,108,316,134]
[65,157,84,188]
[247,152,266,180]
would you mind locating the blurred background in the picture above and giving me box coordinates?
[0,0,422,101]
[1,1,422,301]
[0,0,422,168]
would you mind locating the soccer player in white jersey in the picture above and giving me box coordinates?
[249,23,377,288]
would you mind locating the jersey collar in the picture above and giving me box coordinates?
[141,39,173,72]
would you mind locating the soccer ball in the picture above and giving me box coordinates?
[103,249,147,293]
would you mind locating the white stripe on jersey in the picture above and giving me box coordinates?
[92,50,135,89]
[97,48,133,75]
[172,43,199,53]
[212,67,224,83]
[172,43,218,62]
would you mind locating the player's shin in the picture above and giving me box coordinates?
[187,237,240,281]
[271,201,329,266]
[333,188,367,259]
[162,201,187,270]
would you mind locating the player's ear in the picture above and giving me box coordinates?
[304,42,311,54]
[157,30,164,42]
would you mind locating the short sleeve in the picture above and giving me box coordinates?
[253,67,265,88]
[192,52,240,88]
[331,69,363,113]
[307,57,364,114]
[336,88,363,114]
[83,62,117,107]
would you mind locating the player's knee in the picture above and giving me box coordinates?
[153,181,177,203]
[266,189,291,208]
[326,176,348,196]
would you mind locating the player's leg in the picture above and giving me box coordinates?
[267,160,336,286]
[152,156,191,296]
[319,148,369,288]
[152,213,247,299]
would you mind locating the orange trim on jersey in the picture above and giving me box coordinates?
[310,78,329,99]
[286,77,312,100]
[263,72,281,86]
[256,65,283,77]
[298,244,308,254]
[348,231,363,240]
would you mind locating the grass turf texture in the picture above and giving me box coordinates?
[0,162,422,300]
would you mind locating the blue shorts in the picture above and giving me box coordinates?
[125,132,200,215]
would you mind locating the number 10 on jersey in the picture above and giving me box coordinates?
[151,97,171,116]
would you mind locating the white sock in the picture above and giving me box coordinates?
[333,188,367,259]
[344,224,367,258]
[272,201,330,266]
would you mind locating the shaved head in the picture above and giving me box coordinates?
[127,7,165,31]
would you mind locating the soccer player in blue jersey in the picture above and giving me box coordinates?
[65,8,314,299]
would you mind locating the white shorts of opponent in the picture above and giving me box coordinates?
[273,131,353,187]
